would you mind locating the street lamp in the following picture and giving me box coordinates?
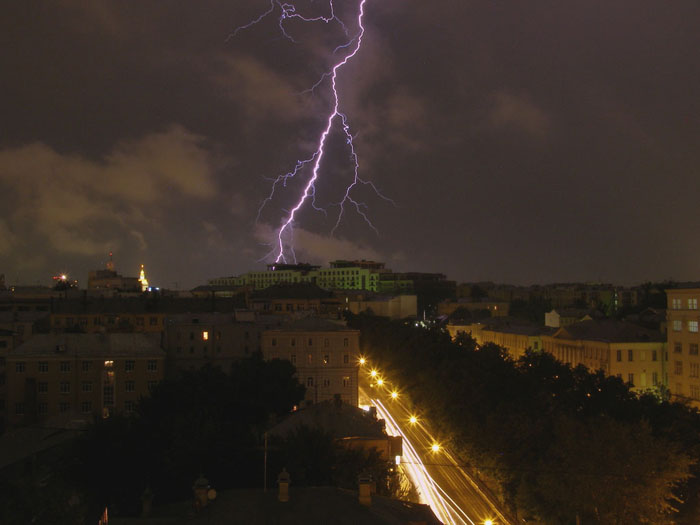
[409,415,418,424]
[431,443,440,453]
[484,520,494,525]
[390,391,398,399]
[370,369,378,378]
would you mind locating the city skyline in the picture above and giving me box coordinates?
[2,1,699,289]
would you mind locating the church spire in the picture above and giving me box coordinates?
[139,264,149,292]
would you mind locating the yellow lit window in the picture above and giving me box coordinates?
[202,331,209,341]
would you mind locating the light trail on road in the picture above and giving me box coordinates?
[359,361,512,525]
[371,393,475,525]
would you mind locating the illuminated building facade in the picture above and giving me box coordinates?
[5,333,164,429]
[540,320,666,393]
[261,319,360,406]
[163,313,263,375]
[666,288,700,406]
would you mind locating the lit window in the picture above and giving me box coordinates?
[689,298,698,310]
[672,298,681,309]
[103,360,114,370]
[689,321,699,333]
[307,354,313,364]
[323,355,329,365]
[202,331,209,341]
[343,376,351,387]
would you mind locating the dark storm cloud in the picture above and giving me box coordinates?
[1,0,699,287]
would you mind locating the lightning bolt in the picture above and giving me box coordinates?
[233,0,393,264]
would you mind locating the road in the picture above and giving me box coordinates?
[360,378,513,525]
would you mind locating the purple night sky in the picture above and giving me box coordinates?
[1,0,699,288]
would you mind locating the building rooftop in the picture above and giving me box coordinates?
[265,318,354,333]
[8,333,165,358]
[268,399,385,440]
[250,283,334,300]
[553,319,665,343]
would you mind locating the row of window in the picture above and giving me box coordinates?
[672,320,699,332]
[673,343,700,355]
[674,361,700,378]
[15,400,137,416]
[615,349,659,362]
[305,376,352,387]
[671,298,699,310]
[15,360,159,373]
[272,337,350,347]
[291,354,352,366]
[35,380,157,394]
[54,316,162,327]
[616,372,660,387]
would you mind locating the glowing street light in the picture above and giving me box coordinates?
[376,378,384,386]
[409,415,418,424]
[370,369,378,378]
[390,391,399,399]
[484,520,494,525]
[431,443,441,453]
[359,357,366,365]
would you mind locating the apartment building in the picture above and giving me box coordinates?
[667,288,700,406]
[5,333,164,429]
[261,319,360,406]
[541,320,666,392]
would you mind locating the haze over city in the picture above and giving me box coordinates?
[2,1,700,288]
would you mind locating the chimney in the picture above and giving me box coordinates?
[141,486,154,517]
[358,474,372,506]
[192,475,211,510]
[277,469,291,502]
